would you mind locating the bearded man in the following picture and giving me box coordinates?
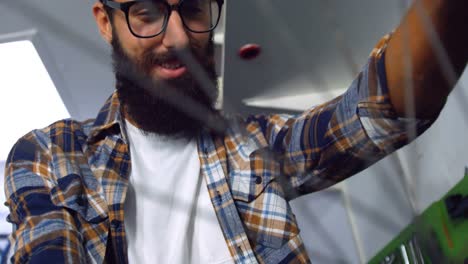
[4,0,467,263]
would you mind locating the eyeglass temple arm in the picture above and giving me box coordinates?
[100,0,123,10]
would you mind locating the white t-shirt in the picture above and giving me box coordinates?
[124,121,233,264]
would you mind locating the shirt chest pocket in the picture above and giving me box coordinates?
[228,143,300,249]
[228,138,279,203]
[232,178,300,250]
[50,173,109,223]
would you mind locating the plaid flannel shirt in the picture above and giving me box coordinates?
[4,35,433,263]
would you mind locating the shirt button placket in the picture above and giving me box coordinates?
[237,246,244,261]
[215,190,222,205]
[111,219,121,231]
[255,176,262,185]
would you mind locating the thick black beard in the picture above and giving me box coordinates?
[111,32,219,139]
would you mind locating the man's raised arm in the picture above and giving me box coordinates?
[386,0,468,119]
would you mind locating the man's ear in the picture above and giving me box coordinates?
[93,2,113,44]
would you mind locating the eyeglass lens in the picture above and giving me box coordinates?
[128,0,220,37]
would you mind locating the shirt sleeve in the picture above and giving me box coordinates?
[245,34,434,197]
[4,131,86,264]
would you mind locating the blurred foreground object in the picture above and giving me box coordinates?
[369,169,468,264]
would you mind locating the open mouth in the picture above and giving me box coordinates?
[156,60,187,79]
[160,61,184,70]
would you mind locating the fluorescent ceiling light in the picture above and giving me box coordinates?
[243,88,346,111]
[0,40,70,161]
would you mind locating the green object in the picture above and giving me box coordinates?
[369,170,468,264]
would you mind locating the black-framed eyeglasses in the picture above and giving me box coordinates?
[100,0,224,38]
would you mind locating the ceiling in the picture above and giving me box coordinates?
[0,0,113,120]
[0,0,405,119]
[223,0,404,114]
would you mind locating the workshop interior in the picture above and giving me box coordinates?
[0,0,467,263]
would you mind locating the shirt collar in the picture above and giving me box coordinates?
[86,90,225,145]
[87,90,129,144]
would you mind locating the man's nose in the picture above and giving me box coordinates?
[161,11,189,50]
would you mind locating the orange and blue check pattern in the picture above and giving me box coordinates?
[4,35,433,263]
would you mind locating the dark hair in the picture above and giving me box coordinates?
[99,0,115,22]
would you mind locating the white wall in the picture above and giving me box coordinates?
[0,1,114,121]
[345,69,468,261]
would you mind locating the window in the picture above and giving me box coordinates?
[0,40,70,162]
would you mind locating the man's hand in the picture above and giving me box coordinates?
[385,0,468,119]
